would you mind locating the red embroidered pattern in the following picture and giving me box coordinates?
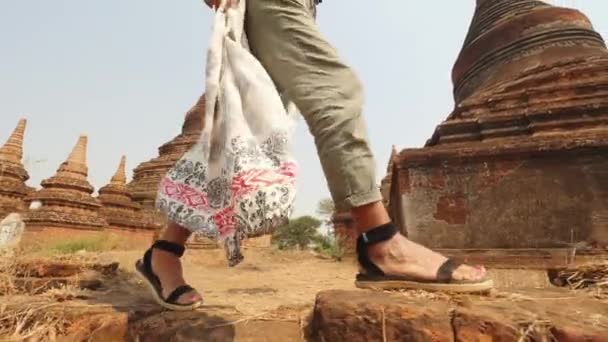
[213,206,236,236]
[163,164,295,209]
[160,178,209,210]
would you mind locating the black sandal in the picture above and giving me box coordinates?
[135,240,203,311]
[355,223,494,293]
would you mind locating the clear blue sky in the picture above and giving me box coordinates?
[1,1,606,217]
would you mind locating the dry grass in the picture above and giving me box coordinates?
[552,262,608,299]
[515,317,554,342]
[0,251,92,341]
[0,249,24,296]
[556,262,608,289]
[0,303,68,342]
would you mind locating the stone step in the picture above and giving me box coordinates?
[1,297,306,342]
[311,289,608,342]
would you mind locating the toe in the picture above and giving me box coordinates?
[177,290,203,305]
[454,264,487,281]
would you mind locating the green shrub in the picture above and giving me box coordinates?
[272,216,322,250]
[313,234,345,261]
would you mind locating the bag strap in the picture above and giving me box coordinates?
[225,0,246,45]
[203,0,298,136]
[202,0,248,145]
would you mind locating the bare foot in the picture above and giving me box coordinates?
[151,249,203,304]
[367,233,487,282]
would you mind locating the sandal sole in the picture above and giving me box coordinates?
[355,278,494,293]
[134,261,203,311]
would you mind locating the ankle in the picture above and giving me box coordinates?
[159,222,191,245]
[152,248,176,260]
[351,202,391,234]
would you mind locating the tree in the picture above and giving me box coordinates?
[316,198,335,218]
[316,198,335,235]
[272,216,322,250]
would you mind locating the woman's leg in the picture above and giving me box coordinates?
[246,0,487,284]
[149,222,202,304]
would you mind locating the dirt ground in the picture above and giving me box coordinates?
[103,247,359,316]
[2,246,607,340]
[85,246,558,316]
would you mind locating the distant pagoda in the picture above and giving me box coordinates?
[127,94,217,248]
[24,135,107,229]
[128,95,205,209]
[98,156,154,230]
[0,119,31,219]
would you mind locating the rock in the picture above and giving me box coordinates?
[550,326,608,342]
[2,260,119,295]
[0,213,24,250]
[128,308,303,342]
[1,295,304,342]
[11,272,104,295]
[312,290,608,342]
[13,260,119,278]
[312,290,453,342]
[64,313,128,342]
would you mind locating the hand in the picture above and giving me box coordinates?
[204,0,238,10]
[203,0,218,9]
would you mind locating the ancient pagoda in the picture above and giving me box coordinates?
[128,94,205,210]
[25,135,107,230]
[98,156,154,230]
[389,0,608,254]
[0,119,31,219]
[128,94,217,248]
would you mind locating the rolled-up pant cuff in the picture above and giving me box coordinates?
[335,188,383,212]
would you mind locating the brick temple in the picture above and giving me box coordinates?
[385,0,607,266]
[126,94,221,248]
[98,156,156,233]
[22,136,111,244]
[1,92,274,250]
[0,119,33,219]
[128,95,206,210]
[24,135,107,230]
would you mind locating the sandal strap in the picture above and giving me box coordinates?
[152,240,185,258]
[436,258,462,283]
[356,223,398,276]
[165,285,196,304]
[358,223,398,246]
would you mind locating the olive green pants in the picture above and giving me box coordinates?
[245,0,382,211]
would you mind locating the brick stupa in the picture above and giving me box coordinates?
[0,119,31,219]
[128,95,206,210]
[98,156,153,230]
[389,0,608,252]
[25,135,107,230]
[127,94,216,248]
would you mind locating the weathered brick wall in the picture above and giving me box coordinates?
[393,150,607,249]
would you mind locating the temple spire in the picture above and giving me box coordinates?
[0,119,26,164]
[97,155,151,230]
[66,135,87,166]
[111,156,127,185]
[24,134,106,230]
[56,135,88,179]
